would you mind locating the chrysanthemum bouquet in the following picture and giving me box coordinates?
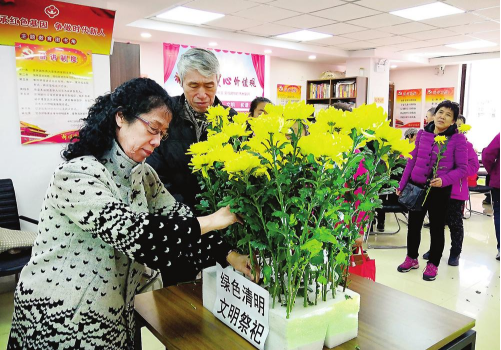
[189,102,414,318]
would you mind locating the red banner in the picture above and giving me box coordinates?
[0,0,115,55]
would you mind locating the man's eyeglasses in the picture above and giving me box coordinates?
[135,116,169,141]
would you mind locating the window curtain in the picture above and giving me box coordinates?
[251,54,265,97]
[163,43,180,83]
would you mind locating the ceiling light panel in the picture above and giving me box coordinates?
[156,7,224,24]
[446,40,497,49]
[390,2,464,21]
[184,0,257,14]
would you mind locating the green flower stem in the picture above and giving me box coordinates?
[303,266,309,307]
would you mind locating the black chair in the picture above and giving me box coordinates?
[0,179,38,282]
[365,193,408,249]
[465,185,493,218]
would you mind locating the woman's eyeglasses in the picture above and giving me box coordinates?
[135,116,169,141]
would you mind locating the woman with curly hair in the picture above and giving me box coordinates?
[8,78,256,350]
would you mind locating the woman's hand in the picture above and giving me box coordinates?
[227,252,260,283]
[396,189,401,196]
[198,206,242,235]
[430,178,443,187]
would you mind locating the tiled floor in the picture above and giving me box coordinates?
[0,197,499,349]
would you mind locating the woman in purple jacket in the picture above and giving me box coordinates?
[397,100,468,281]
[423,136,479,266]
[482,133,500,260]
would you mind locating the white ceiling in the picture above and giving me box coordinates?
[58,0,500,68]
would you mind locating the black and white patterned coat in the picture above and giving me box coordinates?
[8,141,227,350]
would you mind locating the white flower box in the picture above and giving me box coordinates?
[203,266,360,350]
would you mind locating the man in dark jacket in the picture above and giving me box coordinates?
[147,48,238,285]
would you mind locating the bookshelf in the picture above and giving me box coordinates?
[306,76,368,108]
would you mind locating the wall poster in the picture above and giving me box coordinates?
[0,0,115,55]
[16,42,94,144]
[394,88,422,128]
[276,84,301,106]
[424,87,455,125]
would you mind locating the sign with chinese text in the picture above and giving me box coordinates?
[424,87,455,125]
[164,43,265,112]
[277,84,301,106]
[394,88,422,128]
[0,0,115,55]
[16,42,93,144]
[214,263,269,350]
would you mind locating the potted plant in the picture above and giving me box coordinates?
[190,102,413,349]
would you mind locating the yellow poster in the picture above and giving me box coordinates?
[16,42,93,144]
[277,84,301,106]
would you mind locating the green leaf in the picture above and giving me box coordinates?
[336,250,347,264]
[263,265,272,284]
[301,239,323,256]
[313,227,338,244]
[317,275,327,285]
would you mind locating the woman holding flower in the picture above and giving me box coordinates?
[397,100,468,281]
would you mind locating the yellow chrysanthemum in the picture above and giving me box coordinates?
[458,124,471,134]
[248,114,295,139]
[375,123,402,145]
[232,113,249,125]
[222,122,252,138]
[207,133,230,148]
[242,137,269,154]
[189,154,213,175]
[434,135,447,145]
[209,144,236,163]
[264,103,284,116]
[297,132,352,165]
[186,141,210,155]
[392,139,415,159]
[223,151,262,175]
[352,104,388,132]
[283,101,315,121]
[205,105,230,127]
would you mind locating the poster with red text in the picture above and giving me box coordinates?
[0,0,115,55]
[277,84,301,106]
[16,42,93,144]
[394,89,422,128]
[163,43,265,112]
[424,87,455,126]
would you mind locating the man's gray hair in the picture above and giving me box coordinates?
[177,48,220,84]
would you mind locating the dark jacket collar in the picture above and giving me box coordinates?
[424,121,457,136]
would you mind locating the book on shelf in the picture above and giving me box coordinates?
[309,82,330,99]
[334,81,356,98]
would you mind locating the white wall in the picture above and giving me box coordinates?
[0,46,110,229]
[346,57,390,112]
[138,41,345,103]
[390,64,462,128]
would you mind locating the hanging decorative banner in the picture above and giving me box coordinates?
[15,42,94,145]
[213,263,270,350]
[276,84,301,106]
[424,87,455,125]
[163,43,265,112]
[394,88,422,128]
[0,0,115,55]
